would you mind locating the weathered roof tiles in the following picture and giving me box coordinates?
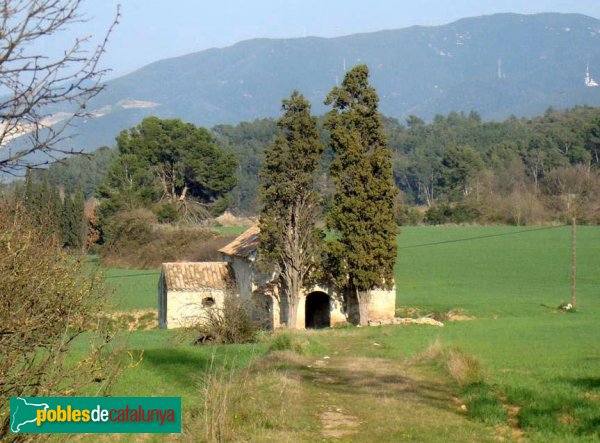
[218,224,260,259]
[161,262,234,291]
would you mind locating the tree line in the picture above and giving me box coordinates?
[17,171,88,250]
[30,95,600,226]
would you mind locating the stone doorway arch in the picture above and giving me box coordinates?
[305,291,330,329]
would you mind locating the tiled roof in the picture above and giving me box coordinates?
[218,224,260,258]
[161,262,233,291]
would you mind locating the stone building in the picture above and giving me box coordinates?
[158,261,233,329]
[158,225,395,329]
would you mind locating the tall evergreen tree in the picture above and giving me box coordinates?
[60,194,76,247]
[60,188,86,250]
[72,187,87,251]
[324,65,398,325]
[22,171,63,237]
[23,169,35,211]
[258,91,324,329]
[46,183,63,238]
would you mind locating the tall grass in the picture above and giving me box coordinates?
[420,338,483,386]
[186,349,307,443]
[266,332,306,355]
[198,353,242,442]
[419,339,507,426]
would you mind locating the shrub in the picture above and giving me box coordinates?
[451,202,482,224]
[419,339,483,386]
[0,202,118,441]
[397,207,424,226]
[446,349,484,386]
[424,204,453,225]
[102,208,157,251]
[424,202,481,225]
[266,332,305,355]
[99,209,234,268]
[154,201,180,223]
[195,296,259,345]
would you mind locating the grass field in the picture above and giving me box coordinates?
[84,226,599,442]
[104,268,161,311]
[212,225,249,236]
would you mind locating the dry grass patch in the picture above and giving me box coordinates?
[418,338,483,386]
[446,350,484,386]
[320,410,361,438]
[419,337,445,360]
[184,351,316,443]
[265,332,308,355]
[104,309,158,331]
[417,339,510,432]
[250,350,308,372]
[446,309,476,322]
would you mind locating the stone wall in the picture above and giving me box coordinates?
[367,287,396,322]
[296,284,346,329]
[159,254,396,329]
[162,289,226,329]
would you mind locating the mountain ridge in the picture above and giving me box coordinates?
[44,12,600,150]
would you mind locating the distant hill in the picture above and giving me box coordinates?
[45,12,600,150]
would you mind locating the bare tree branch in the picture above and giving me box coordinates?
[0,0,120,173]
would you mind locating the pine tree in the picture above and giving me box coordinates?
[258,91,324,329]
[324,64,398,325]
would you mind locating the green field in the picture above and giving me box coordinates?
[87,226,599,442]
[212,225,249,236]
[104,268,161,311]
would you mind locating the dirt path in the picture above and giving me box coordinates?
[294,353,502,442]
[310,357,362,438]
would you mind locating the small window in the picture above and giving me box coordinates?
[202,297,216,308]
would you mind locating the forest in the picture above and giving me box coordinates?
[29,105,600,226]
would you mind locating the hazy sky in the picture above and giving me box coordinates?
[48,0,600,79]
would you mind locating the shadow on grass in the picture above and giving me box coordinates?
[137,345,258,391]
[295,358,459,415]
[135,348,212,390]
[564,377,600,390]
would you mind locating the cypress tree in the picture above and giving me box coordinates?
[60,194,75,247]
[73,186,87,251]
[324,64,398,325]
[258,91,324,329]
[46,184,63,239]
[60,188,86,250]
[23,169,34,211]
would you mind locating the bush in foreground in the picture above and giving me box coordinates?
[0,203,118,442]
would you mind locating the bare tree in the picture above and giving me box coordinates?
[0,0,120,173]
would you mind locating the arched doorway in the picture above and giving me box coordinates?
[305,291,330,329]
